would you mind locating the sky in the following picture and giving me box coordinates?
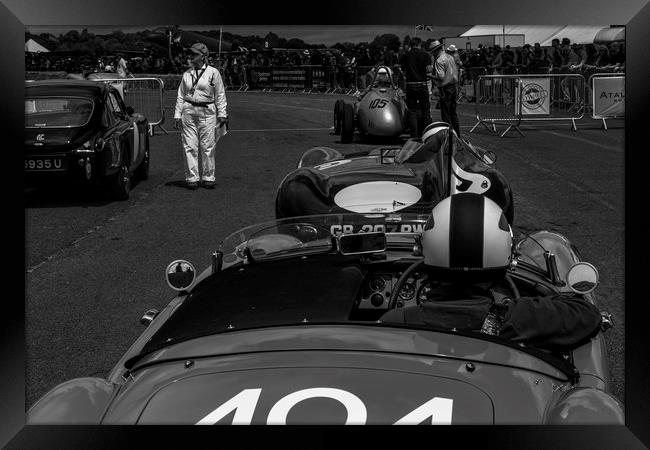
[26,25,472,45]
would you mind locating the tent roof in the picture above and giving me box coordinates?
[540,25,610,46]
[594,26,625,44]
[461,25,608,46]
[25,38,50,53]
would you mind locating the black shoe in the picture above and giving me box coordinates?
[186,181,199,190]
[202,181,216,189]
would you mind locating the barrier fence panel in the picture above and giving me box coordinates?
[470,75,523,137]
[91,77,166,135]
[515,74,585,130]
[471,74,586,137]
[459,67,487,103]
[589,73,624,130]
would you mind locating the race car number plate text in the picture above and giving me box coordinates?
[24,157,66,171]
[330,223,425,234]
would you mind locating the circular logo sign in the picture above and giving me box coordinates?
[522,83,548,109]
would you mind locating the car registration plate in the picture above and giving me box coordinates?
[24,156,66,171]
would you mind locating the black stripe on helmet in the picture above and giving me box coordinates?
[449,193,484,269]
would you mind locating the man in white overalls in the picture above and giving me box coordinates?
[174,42,228,189]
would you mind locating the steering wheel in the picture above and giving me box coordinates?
[387,260,424,309]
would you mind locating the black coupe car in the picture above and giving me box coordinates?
[25,79,150,200]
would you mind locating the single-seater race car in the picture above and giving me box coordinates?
[333,66,409,143]
[27,213,621,424]
[277,122,514,225]
[25,79,150,200]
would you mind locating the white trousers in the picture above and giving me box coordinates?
[181,104,217,182]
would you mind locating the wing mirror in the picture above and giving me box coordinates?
[566,262,599,294]
[165,259,196,292]
[337,232,386,255]
[125,106,135,116]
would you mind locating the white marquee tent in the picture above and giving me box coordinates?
[460,25,614,46]
[25,38,50,53]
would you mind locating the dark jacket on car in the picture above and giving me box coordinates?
[380,283,603,351]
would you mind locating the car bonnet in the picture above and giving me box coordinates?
[104,326,570,424]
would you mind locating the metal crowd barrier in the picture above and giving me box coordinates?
[470,73,586,137]
[588,72,625,130]
[470,75,523,137]
[92,77,166,135]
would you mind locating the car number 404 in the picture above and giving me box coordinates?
[196,388,454,425]
[25,158,64,170]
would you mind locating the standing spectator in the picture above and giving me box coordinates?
[430,39,460,137]
[399,37,433,138]
[564,43,583,68]
[595,45,611,67]
[549,38,564,70]
[383,46,398,66]
[447,45,462,69]
[519,44,532,67]
[490,45,504,73]
[115,53,129,78]
[607,41,625,71]
[447,44,464,96]
[173,43,228,190]
[527,45,550,73]
[501,45,516,72]
[336,51,347,87]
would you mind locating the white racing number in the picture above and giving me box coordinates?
[196,388,453,425]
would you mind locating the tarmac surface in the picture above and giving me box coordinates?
[24,91,625,410]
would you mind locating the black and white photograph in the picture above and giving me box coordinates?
[21,22,626,425]
[3,0,650,444]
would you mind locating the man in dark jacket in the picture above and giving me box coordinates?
[399,37,433,137]
[381,192,604,352]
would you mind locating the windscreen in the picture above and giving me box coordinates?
[219,212,428,267]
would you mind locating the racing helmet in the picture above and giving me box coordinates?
[375,66,392,86]
[422,192,513,282]
[421,121,451,144]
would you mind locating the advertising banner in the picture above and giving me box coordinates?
[592,76,625,118]
[515,77,551,115]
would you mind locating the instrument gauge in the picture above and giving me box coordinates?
[417,282,434,303]
[369,276,386,292]
[399,282,416,300]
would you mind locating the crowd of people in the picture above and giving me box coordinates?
[26,35,625,91]
[456,38,625,82]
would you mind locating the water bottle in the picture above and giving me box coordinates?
[481,303,509,336]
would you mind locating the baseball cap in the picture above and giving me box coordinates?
[189,42,209,56]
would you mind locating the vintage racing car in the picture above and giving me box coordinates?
[277,122,514,225]
[27,213,621,424]
[25,79,150,200]
[333,66,409,143]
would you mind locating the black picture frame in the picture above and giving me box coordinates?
[3,0,649,448]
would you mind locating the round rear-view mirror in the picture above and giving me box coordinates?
[566,262,599,294]
[165,260,196,291]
